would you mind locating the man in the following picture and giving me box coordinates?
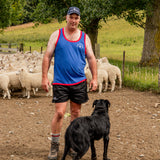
[42,6,97,160]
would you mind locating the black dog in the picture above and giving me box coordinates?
[61,99,111,160]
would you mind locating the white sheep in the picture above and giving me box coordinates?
[85,67,108,93]
[98,57,122,92]
[4,71,22,90]
[0,74,11,99]
[0,52,53,98]
[85,67,92,92]
[19,68,53,99]
[97,68,108,93]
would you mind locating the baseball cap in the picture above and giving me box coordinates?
[67,7,80,16]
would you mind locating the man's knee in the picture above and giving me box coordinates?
[71,109,81,118]
[56,111,65,120]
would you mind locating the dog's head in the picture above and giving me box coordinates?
[92,99,110,113]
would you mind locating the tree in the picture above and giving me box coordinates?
[32,0,54,24]
[0,0,10,30]
[33,0,112,53]
[140,0,160,66]
[33,0,160,66]
[9,0,24,26]
[22,0,39,23]
[116,0,160,66]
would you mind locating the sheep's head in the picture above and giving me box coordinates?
[101,57,109,63]
[19,68,27,75]
[96,59,102,68]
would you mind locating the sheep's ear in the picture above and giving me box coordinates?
[92,100,98,108]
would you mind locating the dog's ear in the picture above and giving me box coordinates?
[92,100,98,108]
[105,99,110,108]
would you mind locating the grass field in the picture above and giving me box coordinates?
[0,18,159,93]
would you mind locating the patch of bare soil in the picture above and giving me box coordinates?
[4,23,35,31]
[0,88,160,160]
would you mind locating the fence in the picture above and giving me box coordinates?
[0,43,44,54]
[110,50,160,92]
[0,43,19,54]
[18,43,43,54]
[88,44,160,91]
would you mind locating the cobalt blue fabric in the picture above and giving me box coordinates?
[53,28,86,85]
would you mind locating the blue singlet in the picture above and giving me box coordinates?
[53,28,87,85]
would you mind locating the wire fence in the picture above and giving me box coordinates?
[108,51,160,92]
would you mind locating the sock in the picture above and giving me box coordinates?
[51,133,60,143]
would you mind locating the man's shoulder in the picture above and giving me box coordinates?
[50,29,61,38]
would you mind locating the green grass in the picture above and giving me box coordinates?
[98,18,144,61]
[0,18,159,93]
[0,20,66,51]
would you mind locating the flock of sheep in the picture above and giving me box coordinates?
[0,51,122,99]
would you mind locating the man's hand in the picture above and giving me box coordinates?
[42,78,51,92]
[89,79,98,91]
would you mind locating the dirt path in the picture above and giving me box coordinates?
[0,88,160,160]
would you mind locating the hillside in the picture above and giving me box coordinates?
[0,18,144,61]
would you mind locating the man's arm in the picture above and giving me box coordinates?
[85,34,98,91]
[42,30,59,92]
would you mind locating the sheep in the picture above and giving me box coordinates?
[85,67,108,93]
[0,74,11,99]
[6,64,18,72]
[18,68,53,99]
[85,67,92,92]
[0,52,54,98]
[97,68,109,93]
[4,71,22,90]
[97,57,122,92]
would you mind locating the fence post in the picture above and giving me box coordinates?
[122,50,125,83]
[19,43,23,52]
[158,53,160,88]
[0,44,1,52]
[95,43,100,59]
[8,43,11,53]
[41,47,43,54]
[30,46,31,53]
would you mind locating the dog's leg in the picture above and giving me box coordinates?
[73,155,80,160]
[61,145,70,160]
[103,135,110,160]
[91,139,97,160]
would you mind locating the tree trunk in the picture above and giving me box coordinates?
[140,0,160,66]
[85,18,100,57]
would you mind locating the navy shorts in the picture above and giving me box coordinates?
[52,81,89,104]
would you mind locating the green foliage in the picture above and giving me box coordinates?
[22,0,40,23]
[109,0,153,28]
[31,1,54,24]
[0,0,154,30]
[0,0,10,29]
[9,0,24,26]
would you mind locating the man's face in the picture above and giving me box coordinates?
[66,14,80,30]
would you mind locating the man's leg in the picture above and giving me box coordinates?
[67,101,81,158]
[70,101,81,122]
[48,102,67,160]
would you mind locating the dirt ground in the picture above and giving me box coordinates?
[0,87,160,160]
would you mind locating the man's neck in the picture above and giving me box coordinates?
[64,27,80,41]
[65,26,78,34]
